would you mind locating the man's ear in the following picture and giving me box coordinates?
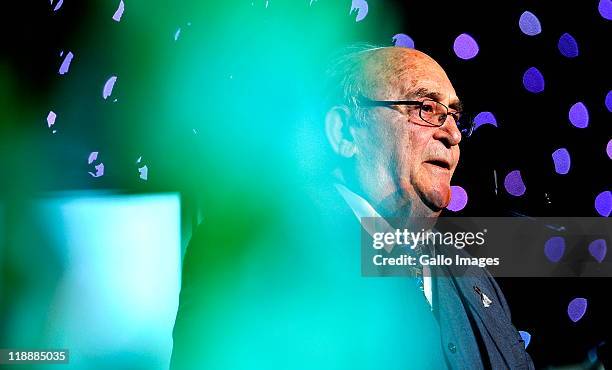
[325,106,357,158]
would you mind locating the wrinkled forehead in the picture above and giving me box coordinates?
[360,48,457,102]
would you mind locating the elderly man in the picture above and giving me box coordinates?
[171,45,534,370]
[323,45,535,369]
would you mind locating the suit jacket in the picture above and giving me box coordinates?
[432,242,535,369]
[170,185,534,369]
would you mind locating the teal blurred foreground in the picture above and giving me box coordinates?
[0,1,401,369]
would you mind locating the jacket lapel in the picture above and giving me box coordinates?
[434,241,524,369]
[448,265,524,369]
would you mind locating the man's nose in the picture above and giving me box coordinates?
[433,117,462,147]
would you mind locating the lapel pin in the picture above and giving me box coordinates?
[473,285,493,308]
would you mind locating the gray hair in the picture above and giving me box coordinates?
[324,43,387,124]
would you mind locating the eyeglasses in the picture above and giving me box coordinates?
[356,97,475,138]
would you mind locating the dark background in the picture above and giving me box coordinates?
[1,0,610,367]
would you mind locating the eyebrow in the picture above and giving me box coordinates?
[411,87,464,112]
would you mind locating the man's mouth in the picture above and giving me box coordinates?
[424,159,451,170]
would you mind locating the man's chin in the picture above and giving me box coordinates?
[421,187,451,212]
[406,178,452,215]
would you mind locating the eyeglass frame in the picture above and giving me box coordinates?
[353,96,475,137]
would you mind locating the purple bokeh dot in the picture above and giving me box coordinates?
[518,331,531,349]
[607,139,612,160]
[447,185,468,212]
[473,111,498,131]
[519,11,542,36]
[568,102,589,128]
[350,0,368,22]
[89,163,105,178]
[588,239,607,263]
[552,148,571,175]
[88,151,99,165]
[504,170,526,197]
[595,191,611,217]
[544,236,565,263]
[138,165,148,181]
[46,111,57,128]
[453,33,479,60]
[605,90,612,112]
[103,76,117,100]
[522,67,544,93]
[112,0,125,22]
[392,33,415,49]
[53,0,64,12]
[599,0,612,20]
[567,297,588,323]
[58,51,74,75]
[558,33,579,58]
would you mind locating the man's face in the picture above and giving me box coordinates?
[352,49,462,216]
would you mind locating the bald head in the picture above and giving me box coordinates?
[327,46,455,109]
[360,47,450,99]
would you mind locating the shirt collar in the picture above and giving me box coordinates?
[334,182,382,221]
